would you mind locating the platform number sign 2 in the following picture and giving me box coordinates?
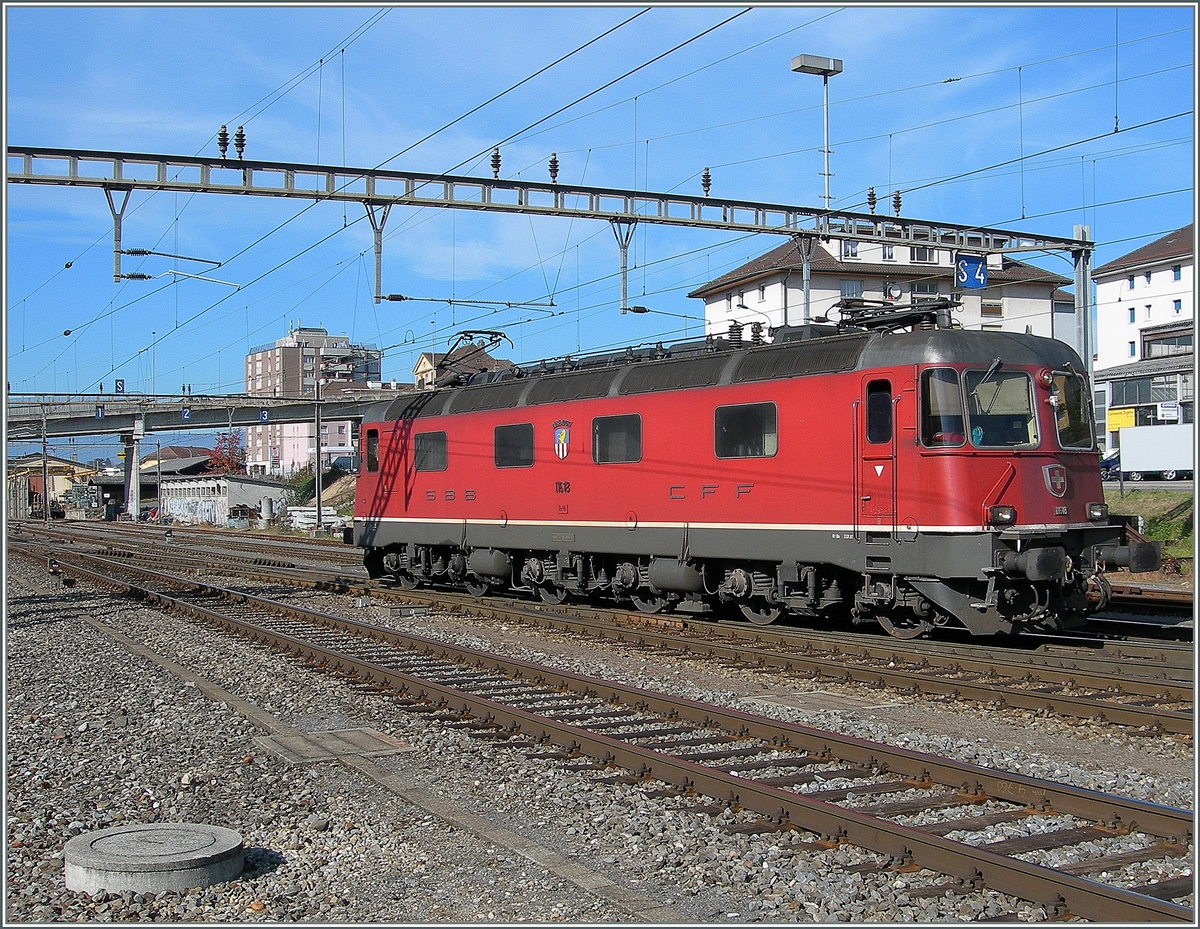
[180,407,192,423]
[955,253,988,290]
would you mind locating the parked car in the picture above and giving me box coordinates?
[1099,453,1126,481]
[1099,452,1192,482]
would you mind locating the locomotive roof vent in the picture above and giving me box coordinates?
[772,323,842,343]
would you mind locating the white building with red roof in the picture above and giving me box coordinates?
[687,236,1073,344]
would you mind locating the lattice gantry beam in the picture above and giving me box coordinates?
[8,145,1090,253]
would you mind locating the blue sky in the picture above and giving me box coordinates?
[4,3,1195,458]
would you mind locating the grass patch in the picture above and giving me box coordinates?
[1105,489,1194,559]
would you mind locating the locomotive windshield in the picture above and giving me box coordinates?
[1050,372,1094,449]
[963,369,1038,448]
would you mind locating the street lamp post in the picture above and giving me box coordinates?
[314,377,323,534]
[156,438,162,524]
[790,54,843,210]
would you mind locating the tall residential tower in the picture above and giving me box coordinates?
[244,326,382,476]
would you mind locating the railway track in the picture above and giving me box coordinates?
[19,519,1194,623]
[8,542,1194,922]
[12,524,1193,734]
[1104,581,1194,615]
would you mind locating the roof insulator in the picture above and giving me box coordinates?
[728,320,743,348]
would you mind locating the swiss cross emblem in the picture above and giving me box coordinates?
[553,420,571,460]
[1043,464,1068,498]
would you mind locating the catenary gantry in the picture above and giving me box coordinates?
[6,145,1094,349]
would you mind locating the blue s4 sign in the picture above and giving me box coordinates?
[955,253,988,289]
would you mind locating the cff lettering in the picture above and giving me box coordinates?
[667,483,753,499]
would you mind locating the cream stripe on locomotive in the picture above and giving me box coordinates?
[362,516,1103,534]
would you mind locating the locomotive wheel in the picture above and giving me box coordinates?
[630,591,667,614]
[739,600,783,625]
[539,583,569,605]
[877,613,933,639]
[464,577,490,597]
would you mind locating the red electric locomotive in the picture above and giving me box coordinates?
[353,301,1157,638]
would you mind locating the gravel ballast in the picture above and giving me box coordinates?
[5,553,1193,922]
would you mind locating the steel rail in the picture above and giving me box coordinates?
[102,546,1200,731]
[13,544,1193,922]
[1109,583,1194,609]
[15,529,1192,732]
[19,520,1193,634]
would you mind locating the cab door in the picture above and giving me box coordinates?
[857,378,896,529]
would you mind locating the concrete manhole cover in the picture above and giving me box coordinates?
[64,822,243,895]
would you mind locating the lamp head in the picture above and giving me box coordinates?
[791,54,843,77]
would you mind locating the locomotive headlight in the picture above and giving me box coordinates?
[1038,368,1055,388]
[1087,502,1109,521]
[988,505,1017,526]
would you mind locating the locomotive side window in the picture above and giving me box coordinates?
[964,369,1038,448]
[494,423,534,468]
[715,402,777,458]
[366,429,379,472]
[1051,373,1094,449]
[920,369,966,447]
[414,431,447,471]
[592,414,642,463]
[865,381,893,444]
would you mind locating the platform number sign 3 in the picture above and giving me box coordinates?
[955,253,988,289]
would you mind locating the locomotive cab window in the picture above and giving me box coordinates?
[865,381,893,444]
[494,423,534,468]
[593,414,642,463]
[920,369,966,447]
[1051,372,1094,449]
[964,368,1038,448]
[414,431,447,471]
[715,402,777,458]
[365,429,379,472]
